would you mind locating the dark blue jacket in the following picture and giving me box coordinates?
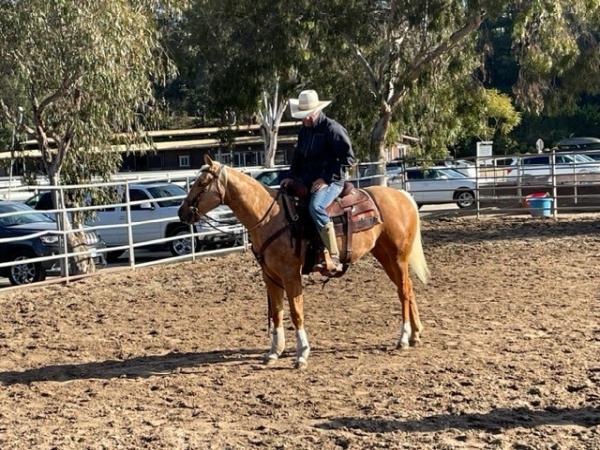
[290,113,355,187]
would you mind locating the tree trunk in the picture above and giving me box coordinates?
[259,79,287,168]
[48,170,94,277]
[370,102,393,186]
[263,127,280,168]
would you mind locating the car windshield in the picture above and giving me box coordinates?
[256,170,287,186]
[146,184,187,207]
[438,168,467,178]
[0,203,55,226]
[574,154,595,163]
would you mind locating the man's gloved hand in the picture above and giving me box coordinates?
[280,178,294,189]
[311,178,327,193]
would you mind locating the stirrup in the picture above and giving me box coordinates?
[325,255,343,275]
[316,255,343,277]
[312,259,328,272]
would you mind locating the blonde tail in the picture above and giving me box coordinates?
[399,190,429,284]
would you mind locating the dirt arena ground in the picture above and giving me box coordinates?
[0,216,598,449]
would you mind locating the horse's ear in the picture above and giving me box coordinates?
[203,153,214,166]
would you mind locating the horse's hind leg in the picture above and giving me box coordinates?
[263,275,286,364]
[408,289,423,346]
[372,245,422,349]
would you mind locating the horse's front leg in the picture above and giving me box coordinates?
[284,275,310,370]
[263,275,286,364]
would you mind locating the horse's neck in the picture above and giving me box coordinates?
[224,168,281,231]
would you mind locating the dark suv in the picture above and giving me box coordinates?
[0,201,105,286]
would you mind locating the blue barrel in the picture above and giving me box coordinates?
[528,198,553,217]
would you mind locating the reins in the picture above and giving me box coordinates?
[245,190,282,232]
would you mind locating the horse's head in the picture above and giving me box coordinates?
[178,154,227,224]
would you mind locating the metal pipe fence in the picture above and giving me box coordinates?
[1,155,599,289]
[0,173,247,288]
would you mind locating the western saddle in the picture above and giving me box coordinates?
[282,181,382,275]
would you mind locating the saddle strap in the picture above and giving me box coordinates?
[344,208,353,264]
[250,225,290,291]
[251,225,289,265]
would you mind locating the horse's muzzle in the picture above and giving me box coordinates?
[178,204,196,224]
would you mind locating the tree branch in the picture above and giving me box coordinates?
[0,99,14,125]
[0,100,36,136]
[38,72,78,113]
[342,33,380,96]
[390,12,486,108]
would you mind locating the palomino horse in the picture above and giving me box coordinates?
[178,155,429,369]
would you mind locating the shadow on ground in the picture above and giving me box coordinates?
[316,407,600,434]
[0,348,264,385]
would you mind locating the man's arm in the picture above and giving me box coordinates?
[321,122,355,183]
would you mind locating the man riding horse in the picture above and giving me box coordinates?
[178,90,428,369]
[281,89,355,275]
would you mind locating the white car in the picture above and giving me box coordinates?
[92,183,242,259]
[405,167,476,208]
[441,159,477,180]
[510,154,600,179]
[25,183,242,260]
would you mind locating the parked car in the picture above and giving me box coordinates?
[25,183,242,260]
[509,154,600,179]
[441,159,477,180]
[386,161,404,185]
[405,167,476,208]
[581,151,600,162]
[556,137,600,152]
[0,201,105,286]
[252,168,291,187]
[252,165,383,189]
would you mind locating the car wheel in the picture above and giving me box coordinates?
[455,189,475,208]
[169,228,198,256]
[106,250,125,263]
[8,254,46,286]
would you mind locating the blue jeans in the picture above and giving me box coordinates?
[308,181,344,230]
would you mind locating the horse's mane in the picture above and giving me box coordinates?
[222,163,279,199]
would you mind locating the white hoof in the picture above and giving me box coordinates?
[263,352,282,365]
[396,340,410,350]
[295,329,310,367]
[294,357,308,370]
[398,321,412,349]
[264,327,285,365]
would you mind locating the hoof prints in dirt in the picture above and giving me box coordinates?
[0,216,598,449]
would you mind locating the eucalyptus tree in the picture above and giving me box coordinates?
[309,1,503,162]
[511,0,600,113]
[258,79,289,167]
[180,0,316,166]
[310,0,597,162]
[0,0,178,272]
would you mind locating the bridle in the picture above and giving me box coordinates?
[188,165,228,219]
[187,164,281,232]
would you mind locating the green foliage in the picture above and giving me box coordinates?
[168,0,313,121]
[166,1,598,162]
[512,0,600,113]
[0,0,178,217]
[483,89,521,138]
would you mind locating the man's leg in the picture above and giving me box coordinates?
[308,181,344,272]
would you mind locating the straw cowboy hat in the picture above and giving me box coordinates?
[289,90,332,119]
